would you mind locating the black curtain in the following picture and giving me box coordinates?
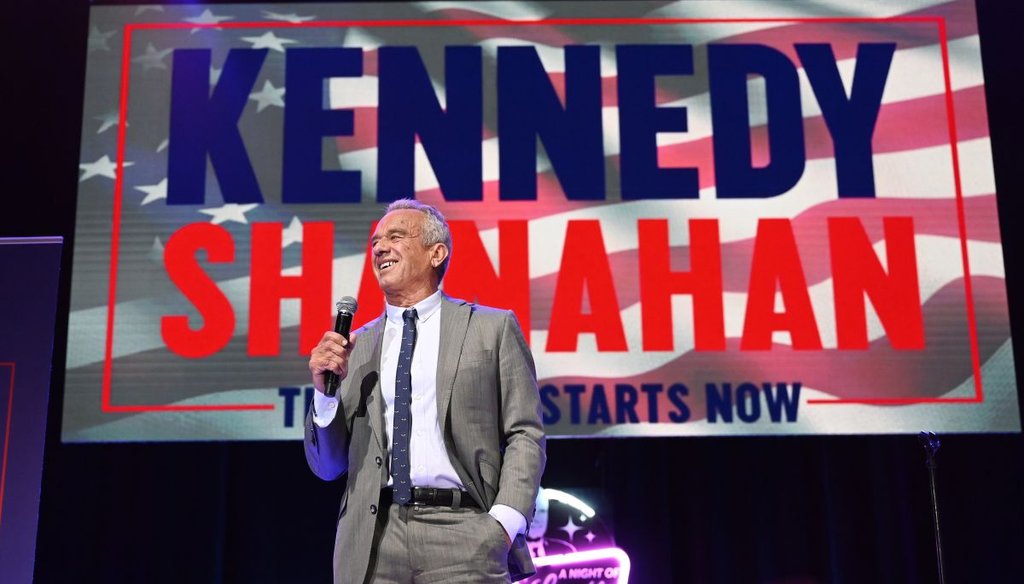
[30,435,1024,583]
[7,1,1023,582]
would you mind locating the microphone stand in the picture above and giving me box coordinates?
[919,431,946,584]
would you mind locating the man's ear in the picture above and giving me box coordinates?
[430,243,449,268]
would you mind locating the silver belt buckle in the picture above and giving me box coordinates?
[411,487,430,506]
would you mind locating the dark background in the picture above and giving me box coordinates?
[5,1,1022,582]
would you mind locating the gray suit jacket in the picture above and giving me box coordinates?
[304,295,546,583]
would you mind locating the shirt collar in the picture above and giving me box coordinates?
[385,290,443,325]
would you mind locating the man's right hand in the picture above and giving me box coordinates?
[309,331,358,393]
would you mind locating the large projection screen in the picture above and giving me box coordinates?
[65,1,1019,441]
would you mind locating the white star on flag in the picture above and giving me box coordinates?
[135,178,167,205]
[343,28,382,51]
[149,236,164,263]
[249,80,285,112]
[261,10,316,24]
[94,111,122,134]
[210,66,222,86]
[559,516,585,540]
[132,43,173,71]
[185,9,234,33]
[199,203,259,225]
[241,31,297,53]
[88,27,116,52]
[282,216,303,248]
[157,139,168,153]
[79,155,134,182]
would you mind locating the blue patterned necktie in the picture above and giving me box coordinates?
[391,308,417,505]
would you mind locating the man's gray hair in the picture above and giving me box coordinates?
[384,199,453,279]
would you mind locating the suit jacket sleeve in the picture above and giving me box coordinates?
[304,321,381,482]
[493,311,547,521]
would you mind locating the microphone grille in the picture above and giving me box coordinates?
[336,296,358,314]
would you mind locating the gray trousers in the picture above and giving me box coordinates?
[364,503,512,583]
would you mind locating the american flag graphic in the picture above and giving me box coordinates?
[65,1,1018,441]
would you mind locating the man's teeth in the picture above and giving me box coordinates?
[380,261,396,269]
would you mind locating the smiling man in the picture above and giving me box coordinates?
[305,199,546,583]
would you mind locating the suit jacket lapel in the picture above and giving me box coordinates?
[362,314,387,454]
[436,295,470,437]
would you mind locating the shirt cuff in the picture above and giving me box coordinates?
[488,504,526,543]
[311,391,339,428]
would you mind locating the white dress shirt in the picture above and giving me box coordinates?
[313,291,525,541]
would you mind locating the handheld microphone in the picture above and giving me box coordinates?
[325,296,358,397]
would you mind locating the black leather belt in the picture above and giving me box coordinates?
[380,487,480,509]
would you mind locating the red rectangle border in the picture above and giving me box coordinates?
[104,16,979,412]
